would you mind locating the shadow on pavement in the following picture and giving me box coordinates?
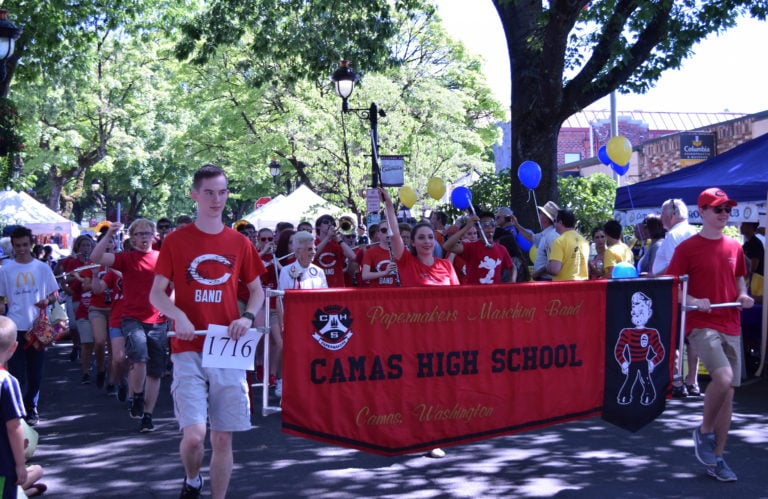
[31,343,768,498]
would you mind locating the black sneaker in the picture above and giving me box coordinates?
[117,383,128,402]
[81,373,91,385]
[671,384,688,398]
[96,371,106,389]
[130,395,144,419]
[139,413,154,433]
[179,476,204,498]
[105,384,116,396]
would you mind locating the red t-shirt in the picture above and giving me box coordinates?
[111,249,164,324]
[667,234,747,336]
[71,281,90,320]
[396,251,459,287]
[361,245,397,287]
[81,264,111,309]
[102,270,124,329]
[461,241,513,285]
[314,238,346,288]
[60,256,87,302]
[155,224,266,354]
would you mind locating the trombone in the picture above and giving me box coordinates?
[55,264,101,280]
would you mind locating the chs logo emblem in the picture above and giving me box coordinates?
[312,305,353,351]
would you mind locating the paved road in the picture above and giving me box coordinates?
[30,342,768,498]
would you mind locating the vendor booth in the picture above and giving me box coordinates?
[0,190,79,249]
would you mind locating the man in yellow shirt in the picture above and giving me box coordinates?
[603,220,634,277]
[547,209,590,281]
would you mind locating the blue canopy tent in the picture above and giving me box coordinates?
[615,132,768,378]
[614,132,768,225]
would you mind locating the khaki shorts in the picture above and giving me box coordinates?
[77,317,93,343]
[688,328,742,387]
[170,351,251,432]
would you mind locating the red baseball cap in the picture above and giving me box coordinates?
[698,187,737,209]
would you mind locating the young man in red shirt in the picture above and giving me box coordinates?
[150,164,266,499]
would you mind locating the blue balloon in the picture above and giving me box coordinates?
[450,186,472,210]
[611,262,638,279]
[516,231,532,252]
[611,160,630,176]
[598,145,611,165]
[518,160,542,190]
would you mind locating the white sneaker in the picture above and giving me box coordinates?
[427,448,446,458]
[275,378,283,398]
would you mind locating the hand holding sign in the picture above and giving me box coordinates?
[201,324,265,370]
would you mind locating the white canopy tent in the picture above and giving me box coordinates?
[0,190,79,248]
[243,185,344,230]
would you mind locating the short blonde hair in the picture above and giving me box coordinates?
[0,316,18,351]
[128,218,155,237]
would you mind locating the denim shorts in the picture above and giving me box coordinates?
[122,317,168,378]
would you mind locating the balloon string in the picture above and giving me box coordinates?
[530,189,543,231]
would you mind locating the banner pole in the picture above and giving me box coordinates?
[677,276,689,384]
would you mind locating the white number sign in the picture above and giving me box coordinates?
[201,324,264,370]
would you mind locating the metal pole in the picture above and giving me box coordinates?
[369,102,380,188]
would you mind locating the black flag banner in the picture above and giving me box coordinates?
[602,277,678,432]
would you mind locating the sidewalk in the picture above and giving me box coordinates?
[31,342,768,498]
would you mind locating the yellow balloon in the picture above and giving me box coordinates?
[528,245,537,263]
[399,185,417,209]
[427,177,446,201]
[606,136,632,166]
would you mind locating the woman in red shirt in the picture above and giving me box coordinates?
[381,188,459,287]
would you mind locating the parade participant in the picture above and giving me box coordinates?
[382,188,457,458]
[442,211,513,285]
[54,234,95,363]
[90,219,167,433]
[77,230,116,390]
[603,220,634,277]
[398,222,412,252]
[92,266,126,400]
[150,164,266,499]
[667,187,753,482]
[547,209,590,281]
[296,221,313,234]
[278,231,328,290]
[0,227,59,427]
[360,222,399,287]
[512,201,560,280]
[313,215,356,288]
[152,217,173,250]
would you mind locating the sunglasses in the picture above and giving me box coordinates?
[710,205,732,214]
[157,225,171,230]
[480,221,496,227]
[321,220,336,226]
[260,237,273,242]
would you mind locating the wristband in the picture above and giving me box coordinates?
[241,311,256,327]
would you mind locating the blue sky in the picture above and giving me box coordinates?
[436,1,768,114]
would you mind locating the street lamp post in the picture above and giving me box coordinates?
[0,9,22,85]
[268,158,292,194]
[331,60,386,188]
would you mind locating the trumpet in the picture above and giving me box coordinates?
[338,216,356,236]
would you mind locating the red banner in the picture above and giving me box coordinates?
[281,281,617,456]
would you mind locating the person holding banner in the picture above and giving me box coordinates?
[149,164,266,499]
[382,189,458,288]
[442,212,514,284]
[666,187,753,482]
[381,188,457,458]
